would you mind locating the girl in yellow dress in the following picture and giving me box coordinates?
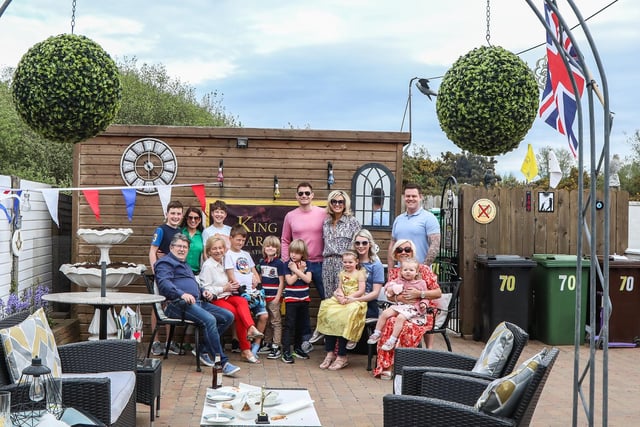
[316,250,367,370]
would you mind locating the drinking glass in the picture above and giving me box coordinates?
[0,391,10,427]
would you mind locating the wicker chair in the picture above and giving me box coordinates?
[383,347,559,426]
[397,321,529,395]
[0,311,137,427]
[143,273,203,372]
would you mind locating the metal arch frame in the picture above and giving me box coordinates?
[525,1,612,425]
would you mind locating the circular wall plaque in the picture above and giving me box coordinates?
[120,138,178,195]
[471,198,497,224]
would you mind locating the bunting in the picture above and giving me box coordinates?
[82,189,101,222]
[1,181,222,227]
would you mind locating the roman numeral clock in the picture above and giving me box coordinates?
[120,138,178,194]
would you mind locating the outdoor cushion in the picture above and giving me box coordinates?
[63,371,136,422]
[471,321,514,376]
[433,293,452,329]
[0,308,62,383]
[475,348,548,416]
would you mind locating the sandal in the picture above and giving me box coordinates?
[242,351,261,364]
[367,332,381,345]
[328,356,349,371]
[380,370,393,380]
[247,327,264,341]
[319,353,336,369]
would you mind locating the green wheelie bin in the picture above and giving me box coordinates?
[531,254,590,345]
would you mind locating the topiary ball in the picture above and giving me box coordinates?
[12,34,121,144]
[436,46,539,156]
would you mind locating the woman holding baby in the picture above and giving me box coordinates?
[372,239,441,380]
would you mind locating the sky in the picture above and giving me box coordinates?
[1,0,638,178]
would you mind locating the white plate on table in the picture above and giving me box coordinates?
[206,390,237,402]
[202,412,235,424]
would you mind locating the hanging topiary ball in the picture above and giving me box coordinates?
[12,34,121,144]
[436,45,539,156]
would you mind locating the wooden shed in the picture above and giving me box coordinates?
[71,125,409,339]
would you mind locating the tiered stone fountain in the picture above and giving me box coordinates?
[59,228,146,339]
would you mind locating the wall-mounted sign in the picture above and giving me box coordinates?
[538,192,555,212]
[471,198,496,224]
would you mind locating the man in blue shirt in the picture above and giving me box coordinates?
[387,183,441,268]
[155,233,240,376]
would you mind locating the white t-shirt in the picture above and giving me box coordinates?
[202,224,231,248]
[224,249,255,290]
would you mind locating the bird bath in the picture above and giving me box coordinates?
[59,228,147,339]
[77,228,133,264]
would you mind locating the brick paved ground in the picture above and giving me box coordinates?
[135,335,639,426]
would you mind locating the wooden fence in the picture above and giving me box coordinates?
[457,185,629,336]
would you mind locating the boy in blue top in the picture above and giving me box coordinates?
[257,235,286,359]
[281,239,312,363]
[148,200,184,357]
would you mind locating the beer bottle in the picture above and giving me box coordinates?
[212,354,223,389]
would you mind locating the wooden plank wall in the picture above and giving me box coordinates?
[72,125,408,339]
[458,185,629,336]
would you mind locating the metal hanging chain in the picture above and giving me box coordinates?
[485,0,491,45]
[70,0,76,34]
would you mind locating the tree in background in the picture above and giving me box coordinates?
[402,147,497,193]
[535,146,574,183]
[115,57,239,126]
[619,131,640,199]
[0,70,73,187]
[0,59,239,185]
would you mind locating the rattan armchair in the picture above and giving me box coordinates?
[397,321,529,395]
[383,347,559,426]
[0,310,137,427]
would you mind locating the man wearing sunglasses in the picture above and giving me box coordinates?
[281,182,327,351]
[387,183,441,268]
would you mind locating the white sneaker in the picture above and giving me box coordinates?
[367,333,381,345]
[309,331,324,344]
[301,341,314,353]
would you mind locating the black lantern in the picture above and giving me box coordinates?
[11,357,63,426]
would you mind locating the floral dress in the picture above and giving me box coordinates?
[321,215,361,297]
[373,264,440,377]
[316,269,367,342]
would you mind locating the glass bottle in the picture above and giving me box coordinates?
[212,354,223,389]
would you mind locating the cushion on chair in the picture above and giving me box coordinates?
[471,321,514,376]
[474,348,547,416]
[63,371,136,422]
[433,293,452,328]
[0,308,62,383]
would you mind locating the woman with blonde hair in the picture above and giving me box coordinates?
[309,190,360,345]
[200,236,264,363]
[372,239,441,380]
[321,190,361,297]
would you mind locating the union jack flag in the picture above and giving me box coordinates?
[539,3,585,158]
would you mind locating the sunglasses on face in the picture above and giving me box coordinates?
[187,216,201,221]
[395,247,412,254]
[354,240,369,246]
[330,199,345,206]
[297,191,312,197]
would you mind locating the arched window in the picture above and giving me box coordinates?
[351,163,395,228]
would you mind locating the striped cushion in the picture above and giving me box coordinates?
[475,348,547,416]
[0,308,61,383]
[471,321,514,375]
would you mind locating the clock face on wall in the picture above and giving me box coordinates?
[120,138,178,195]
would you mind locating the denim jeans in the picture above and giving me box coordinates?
[165,300,234,364]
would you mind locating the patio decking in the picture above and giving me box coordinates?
[135,335,639,426]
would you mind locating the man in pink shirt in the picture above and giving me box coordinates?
[281,182,327,350]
